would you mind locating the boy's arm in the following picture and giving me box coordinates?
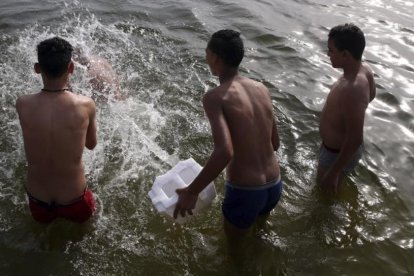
[321,85,366,192]
[188,92,233,194]
[365,63,376,102]
[271,117,280,151]
[85,99,97,150]
[368,73,376,102]
[174,91,233,219]
[266,86,279,151]
[15,97,22,115]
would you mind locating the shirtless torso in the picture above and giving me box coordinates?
[174,30,282,233]
[319,63,376,150]
[206,75,280,186]
[16,90,97,204]
[317,61,376,191]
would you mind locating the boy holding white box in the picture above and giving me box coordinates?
[174,30,283,238]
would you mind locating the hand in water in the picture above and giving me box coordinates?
[173,187,198,219]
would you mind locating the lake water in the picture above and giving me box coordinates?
[0,0,413,275]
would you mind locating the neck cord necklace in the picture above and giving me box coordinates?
[41,88,70,92]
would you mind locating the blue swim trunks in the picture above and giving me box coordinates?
[319,143,364,174]
[222,176,283,229]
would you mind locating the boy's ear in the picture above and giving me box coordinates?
[343,50,351,59]
[211,53,221,68]
[34,63,41,74]
[68,61,74,74]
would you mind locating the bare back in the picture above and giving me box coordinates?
[208,76,279,186]
[87,56,122,100]
[16,91,96,203]
[320,63,375,149]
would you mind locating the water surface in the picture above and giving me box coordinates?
[0,0,413,275]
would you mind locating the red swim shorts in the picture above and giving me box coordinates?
[28,189,96,224]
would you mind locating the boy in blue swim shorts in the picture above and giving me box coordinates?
[174,30,283,238]
[318,24,376,194]
[223,176,283,230]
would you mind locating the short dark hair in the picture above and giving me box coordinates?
[328,23,365,60]
[37,37,73,78]
[207,29,244,68]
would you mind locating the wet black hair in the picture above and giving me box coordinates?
[207,29,244,68]
[328,23,365,60]
[37,37,73,78]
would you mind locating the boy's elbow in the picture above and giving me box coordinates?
[217,146,233,162]
[224,148,233,161]
[272,140,280,151]
[86,139,97,150]
[272,137,280,151]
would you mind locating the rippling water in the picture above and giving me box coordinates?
[1,0,413,275]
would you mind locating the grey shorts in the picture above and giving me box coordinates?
[319,143,363,174]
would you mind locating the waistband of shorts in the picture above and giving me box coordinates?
[322,142,364,154]
[26,186,88,209]
[322,142,340,153]
[225,174,282,190]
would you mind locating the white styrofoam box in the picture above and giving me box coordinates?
[148,158,216,224]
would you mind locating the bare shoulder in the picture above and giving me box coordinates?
[16,93,35,102]
[362,62,376,101]
[71,93,96,111]
[73,93,94,103]
[245,77,266,87]
[16,94,35,112]
[362,62,374,75]
[203,86,223,106]
[241,76,270,95]
[358,63,375,88]
[355,64,375,93]
[342,76,367,95]
[16,94,27,106]
[340,75,370,109]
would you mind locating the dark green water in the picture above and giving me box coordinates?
[1,0,413,275]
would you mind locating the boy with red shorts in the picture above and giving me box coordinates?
[16,37,97,223]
